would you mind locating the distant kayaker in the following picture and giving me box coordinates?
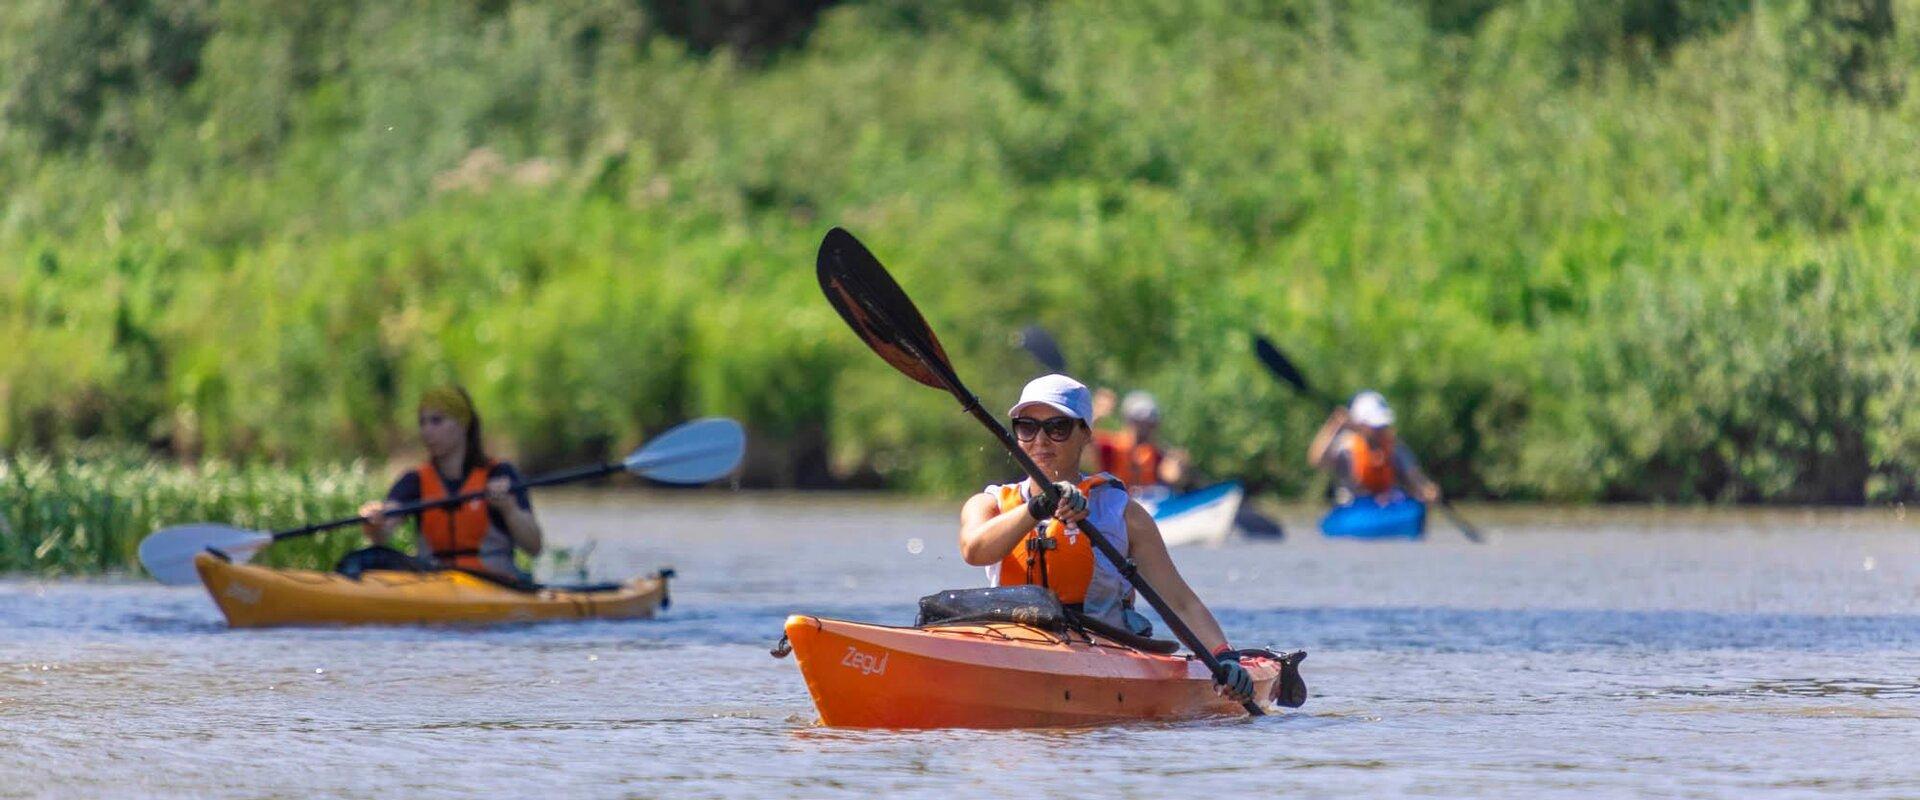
[1306,390,1441,505]
[355,385,544,583]
[959,374,1258,703]
[1090,388,1190,493]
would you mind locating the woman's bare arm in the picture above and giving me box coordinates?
[1125,501,1232,652]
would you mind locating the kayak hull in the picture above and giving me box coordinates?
[1320,494,1427,539]
[1144,481,1244,547]
[783,614,1281,729]
[194,553,669,628]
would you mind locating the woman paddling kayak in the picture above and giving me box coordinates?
[355,385,544,584]
[1307,390,1443,544]
[957,374,1257,704]
[1306,390,1441,506]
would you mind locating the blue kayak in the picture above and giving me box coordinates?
[1320,493,1427,539]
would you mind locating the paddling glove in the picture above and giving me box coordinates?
[1214,653,1255,702]
[1026,482,1087,522]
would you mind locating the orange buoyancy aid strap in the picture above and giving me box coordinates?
[991,474,1118,604]
[417,460,497,570]
[1346,433,1398,495]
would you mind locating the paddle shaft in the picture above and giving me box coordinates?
[267,461,626,542]
[834,264,1261,714]
[1437,500,1485,543]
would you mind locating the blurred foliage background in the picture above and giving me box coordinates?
[3,0,1917,504]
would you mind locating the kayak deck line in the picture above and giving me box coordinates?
[853,618,1170,655]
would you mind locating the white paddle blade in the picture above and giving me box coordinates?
[623,417,746,485]
[138,524,272,586]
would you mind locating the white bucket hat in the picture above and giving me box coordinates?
[1009,373,1093,421]
[1350,390,1395,428]
[1120,391,1161,423]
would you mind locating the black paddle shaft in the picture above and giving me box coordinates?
[267,461,626,542]
[820,230,1261,714]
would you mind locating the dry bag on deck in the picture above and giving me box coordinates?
[916,585,1068,629]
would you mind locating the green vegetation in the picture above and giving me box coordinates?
[3,0,1916,505]
[0,449,384,576]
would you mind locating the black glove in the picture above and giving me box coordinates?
[1213,651,1255,703]
[1025,481,1087,521]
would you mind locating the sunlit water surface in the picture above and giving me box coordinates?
[3,494,1918,798]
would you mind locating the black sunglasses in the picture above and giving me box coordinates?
[1011,416,1082,443]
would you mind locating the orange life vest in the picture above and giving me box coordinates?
[1346,432,1398,495]
[1096,430,1163,489]
[991,474,1117,605]
[416,460,497,571]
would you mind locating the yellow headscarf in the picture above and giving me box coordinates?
[418,385,474,427]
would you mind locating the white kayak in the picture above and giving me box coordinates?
[1139,481,1244,547]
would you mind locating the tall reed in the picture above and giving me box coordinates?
[0,451,384,576]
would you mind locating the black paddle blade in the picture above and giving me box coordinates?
[1253,335,1315,397]
[817,227,953,390]
[1018,324,1068,373]
[1277,651,1308,708]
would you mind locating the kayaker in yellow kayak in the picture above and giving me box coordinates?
[958,374,1257,703]
[1090,388,1190,493]
[355,385,544,583]
[1307,390,1441,505]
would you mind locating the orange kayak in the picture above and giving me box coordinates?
[194,552,669,628]
[781,614,1286,728]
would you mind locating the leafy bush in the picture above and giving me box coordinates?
[2,0,1916,505]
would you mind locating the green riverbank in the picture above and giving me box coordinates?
[0,451,381,575]
[3,1,1916,502]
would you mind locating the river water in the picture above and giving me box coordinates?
[3,494,1918,798]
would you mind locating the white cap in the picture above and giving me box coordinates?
[1350,390,1395,428]
[1009,374,1093,421]
[1121,391,1160,423]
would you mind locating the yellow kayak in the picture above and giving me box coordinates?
[193,552,670,628]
